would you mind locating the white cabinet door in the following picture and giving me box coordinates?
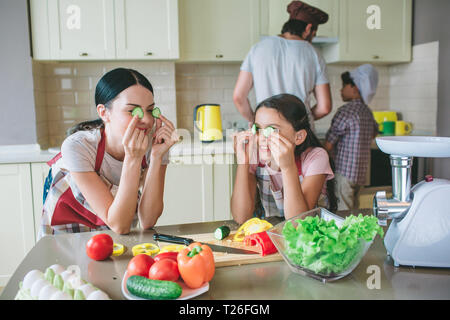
[263,0,338,38]
[322,0,412,63]
[115,0,179,60]
[31,0,116,60]
[0,164,35,286]
[178,0,260,62]
[31,163,51,243]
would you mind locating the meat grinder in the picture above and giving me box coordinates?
[373,136,450,268]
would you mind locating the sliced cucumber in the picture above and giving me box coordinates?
[251,124,257,135]
[126,275,182,300]
[214,226,231,240]
[151,107,161,119]
[263,126,275,138]
[132,106,144,119]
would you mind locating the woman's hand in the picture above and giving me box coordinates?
[122,115,150,161]
[151,115,179,161]
[267,132,296,171]
[232,130,257,165]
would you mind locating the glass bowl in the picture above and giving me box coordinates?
[266,208,374,283]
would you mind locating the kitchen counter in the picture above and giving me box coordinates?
[1,209,449,300]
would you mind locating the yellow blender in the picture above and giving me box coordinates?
[193,104,223,142]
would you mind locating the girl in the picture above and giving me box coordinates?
[39,68,178,238]
[231,93,337,224]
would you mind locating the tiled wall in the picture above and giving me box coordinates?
[33,61,177,149]
[388,41,439,134]
[33,42,438,149]
[175,62,390,136]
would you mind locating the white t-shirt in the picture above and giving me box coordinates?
[241,36,329,130]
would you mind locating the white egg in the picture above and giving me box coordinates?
[23,270,44,290]
[66,273,84,289]
[38,284,59,300]
[59,270,73,282]
[87,290,110,300]
[50,291,72,300]
[30,279,50,298]
[49,264,65,275]
[78,284,96,298]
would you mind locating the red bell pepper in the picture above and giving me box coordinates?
[244,231,278,256]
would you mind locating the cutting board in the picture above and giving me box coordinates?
[157,232,283,267]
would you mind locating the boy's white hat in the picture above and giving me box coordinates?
[350,64,379,105]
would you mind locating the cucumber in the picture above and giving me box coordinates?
[151,107,161,119]
[126,275,182,300]
[251,124,257,135]
[132,106,144,119]
[214,226,231,240]
[263,126,275,138]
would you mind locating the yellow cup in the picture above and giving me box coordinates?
[395,121,412,135]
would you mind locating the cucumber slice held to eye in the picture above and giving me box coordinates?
[251,124,257,135]
[151,107,161,119]
[263,126,275,138]
[131,107,144,119]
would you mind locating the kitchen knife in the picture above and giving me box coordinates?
[153,233,257,255]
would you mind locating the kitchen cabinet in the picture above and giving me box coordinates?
[115,0,179,60]
[322,0,412,63]
[178,0,260,62]
[0,164,35,286]
[261,0,338,39]
[30,0,179,60]
[30,162,50,242]
[156,154,235,226]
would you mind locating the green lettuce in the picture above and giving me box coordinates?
[282,214,384,275]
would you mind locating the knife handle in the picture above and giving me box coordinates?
[153,233,194,246]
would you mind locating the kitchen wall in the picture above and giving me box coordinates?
[0,0,37,146]
[175,62,391,136]
[33,61,177,149]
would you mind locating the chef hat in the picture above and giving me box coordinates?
[287,1,329,26]
[349,64,379,105]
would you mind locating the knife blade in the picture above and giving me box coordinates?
[153,233,257,255]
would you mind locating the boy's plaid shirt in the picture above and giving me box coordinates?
[326,99,379,185]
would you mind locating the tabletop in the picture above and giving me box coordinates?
[1,210,450,300]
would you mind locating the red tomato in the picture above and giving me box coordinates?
[127,254,155,277]
[154,252,178,263]
[86,233,114,261]
[148,259,180,282]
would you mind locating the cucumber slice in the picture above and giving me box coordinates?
[151,107,161,119]
[214,226,231,240]
[126,275,182,300]
[251,124,257,135]
[131,106,144,119]
[263,126,275,138]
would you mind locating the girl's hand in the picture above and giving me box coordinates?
[122,115,150,160]
[232,130,257,165]
[268,132,296,171]
[151,115,179,161]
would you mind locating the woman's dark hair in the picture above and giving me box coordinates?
[68,68,154,135]
[281,19,317,38]
[255,93,338,212]
[341,71,356,87]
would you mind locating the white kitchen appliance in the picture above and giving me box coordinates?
[373,136,450,268]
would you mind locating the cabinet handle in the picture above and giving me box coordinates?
[79,52,88,57]
[145,52,153,56]
[372,55,380,59]
[216,54,223,58]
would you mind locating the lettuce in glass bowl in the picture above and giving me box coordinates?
[266,208,384,282]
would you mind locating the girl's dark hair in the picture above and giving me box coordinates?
[281,19,317,38]
[341,71,356,87]
[255,93,338,212]
[68,68,154,135]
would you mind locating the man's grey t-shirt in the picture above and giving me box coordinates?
[241,36,329,129]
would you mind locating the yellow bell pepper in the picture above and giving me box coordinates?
[159,244,187,253]
[131,243,160,256]
[233,218,273,242]
[112,243,125,256]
